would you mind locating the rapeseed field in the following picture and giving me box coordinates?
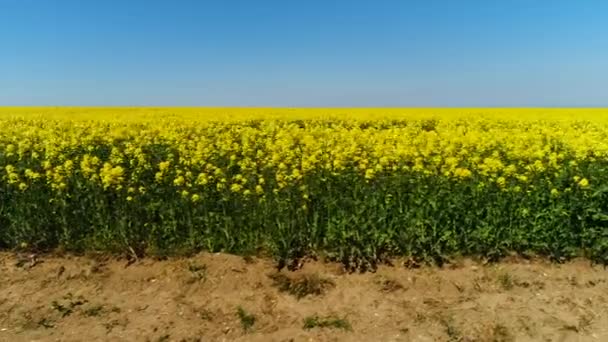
[1,108,607,269]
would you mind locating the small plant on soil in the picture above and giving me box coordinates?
[497,272,515,290]
[187,262,207,283]
[303,315,352,331]
[269,272,335,299]
[236,306,255,332]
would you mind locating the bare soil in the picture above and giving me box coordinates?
[1,252,607,342]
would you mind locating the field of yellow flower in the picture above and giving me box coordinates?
[1,108,608,269]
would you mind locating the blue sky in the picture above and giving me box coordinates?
[1,0,607,106]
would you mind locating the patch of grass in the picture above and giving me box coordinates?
[497,272,515,290]
[303,315,352,331]
[236,306,255,332]
[187,262,207,283]
[269,272,335,299]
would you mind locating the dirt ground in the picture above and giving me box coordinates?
[1,252,607,342]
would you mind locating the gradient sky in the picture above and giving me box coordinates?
[1,0,608,106]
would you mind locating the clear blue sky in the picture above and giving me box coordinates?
[1,0,607,106]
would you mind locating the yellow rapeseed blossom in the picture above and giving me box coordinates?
[0,107,607,203]
[100,163,124,189]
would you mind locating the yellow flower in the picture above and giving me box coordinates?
[7,171,20,184]
[100,163,124,189]
[173,176,185,186]
[159,161,171,172]
[578,178,589,187]
[24,169,41,180]
[454,167,472,179]
[365,169,375,180]
[196,173,209,185]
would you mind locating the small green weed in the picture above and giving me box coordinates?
[497,272,515,290]
[236,306,255,332]
[303,315,352,331]
[187,262,207,283]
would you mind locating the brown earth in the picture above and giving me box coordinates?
[1,252,607,342]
